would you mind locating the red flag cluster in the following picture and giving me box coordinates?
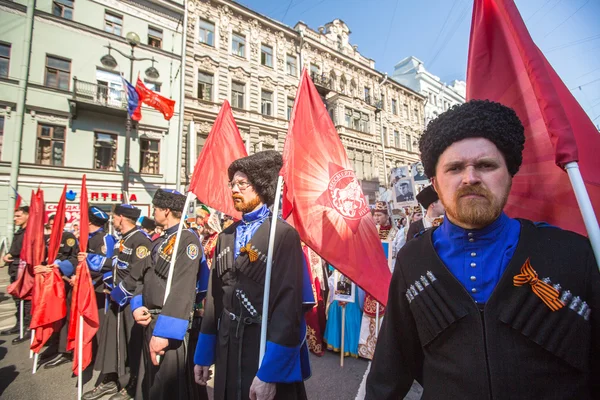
[67,175,99,374]
[8,189,45,301]
[30,185,68,353]
[467,0,600,235]
[123,77,176,121]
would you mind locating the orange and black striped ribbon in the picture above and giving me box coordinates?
[240,243,259,262]
[513,259,564,311]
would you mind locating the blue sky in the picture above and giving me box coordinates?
[235,0,600,126]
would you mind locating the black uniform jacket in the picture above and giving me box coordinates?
[366,220,600,400]
[107,227,152,306]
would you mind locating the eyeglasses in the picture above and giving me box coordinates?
[228,180,252,191]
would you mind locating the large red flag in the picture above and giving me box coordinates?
[136,78,175,121]
[189,100,248,220]
[30,185,67,353]
[467,0,600,235]
[281,69,391,305]
[67,175,99,374]
[8,190,45,300]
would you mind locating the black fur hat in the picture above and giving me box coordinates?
[114,204,141,220]
[419,100,525,178]
[152,189,186,212]
[89,206,109,226]
[140,216,157,231]
[416,185,439,210]
[228,150,283,206]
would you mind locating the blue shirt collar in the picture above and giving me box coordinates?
[164,224,179,235]
[242,204,270,224]
[439,212,510,241]
[89,227,104,238]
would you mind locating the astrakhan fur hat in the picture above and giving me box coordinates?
[228,150,283,206]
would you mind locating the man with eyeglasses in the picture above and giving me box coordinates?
[193,150,312,400]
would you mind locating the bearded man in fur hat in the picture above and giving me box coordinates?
[193,150,312,400]
[366,100,600,399]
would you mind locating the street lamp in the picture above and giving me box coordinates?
[100,32,159,202]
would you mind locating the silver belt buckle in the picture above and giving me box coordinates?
[229,312,236,321]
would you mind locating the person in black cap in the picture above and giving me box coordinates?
[1,206,31,343]
[193,150,313,400]
[395,181,414,202]
[83,204,151,400]
[132,189,209,399]
[405,185,445,243]
[76,207,117,346]
[139,216,157,239]
[367,100,600,399]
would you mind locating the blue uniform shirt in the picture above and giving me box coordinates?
[234,204,270,259]
[432,212,521,304]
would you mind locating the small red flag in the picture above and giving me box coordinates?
[14,191,22,211]
[8,190,45,300]
[281,70,391,305]
[467,0,600,235]
[66,175,99,374]
[136,78,175,121]
[189,100,248,220]
[30,185,68,353]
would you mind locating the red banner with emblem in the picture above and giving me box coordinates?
[281,69,391,305]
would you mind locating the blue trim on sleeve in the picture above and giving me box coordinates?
[55,259,75,277]
[102,271,114,289]
[301,257,315,306]
[197,254,210,294]
[194,333,216,366]
[110,282,132,307]
[257,341,303,383]
[131,295,143,311]
[153,315,188,341]
[86,254,106,272]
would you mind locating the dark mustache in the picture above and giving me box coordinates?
[456,185,491,199]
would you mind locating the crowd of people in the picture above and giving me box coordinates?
[1,100,598,400]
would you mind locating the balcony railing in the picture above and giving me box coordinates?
[72,78,127,110]
[310,73,333,91]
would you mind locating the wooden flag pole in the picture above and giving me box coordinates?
[565,162,600,270]
[259,176,284,364]
[340,303,346,368]
[77,315,83,400]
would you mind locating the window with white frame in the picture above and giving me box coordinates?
[286,55,297,76]
[287,97,294,120]
[261,44,273,68]
[197,71,213,101]
[198,19,215,46]
[232,32,246,57]
[231,81,245,109]
[261,90,273,116]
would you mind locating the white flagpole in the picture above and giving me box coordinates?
[32,350,38,374]
[375,303,380,338]
[259,176,284,364]
[163,192,196,303]
[78,315,83,400]
[29,328,34,359]
[19,301,24,339]
[565,162,600,270]
[158,191,195,364]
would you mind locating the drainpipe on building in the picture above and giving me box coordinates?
[378,73,389,188]
[7,0,36,239]
[298,31,304,73]
[175,2,188,192]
